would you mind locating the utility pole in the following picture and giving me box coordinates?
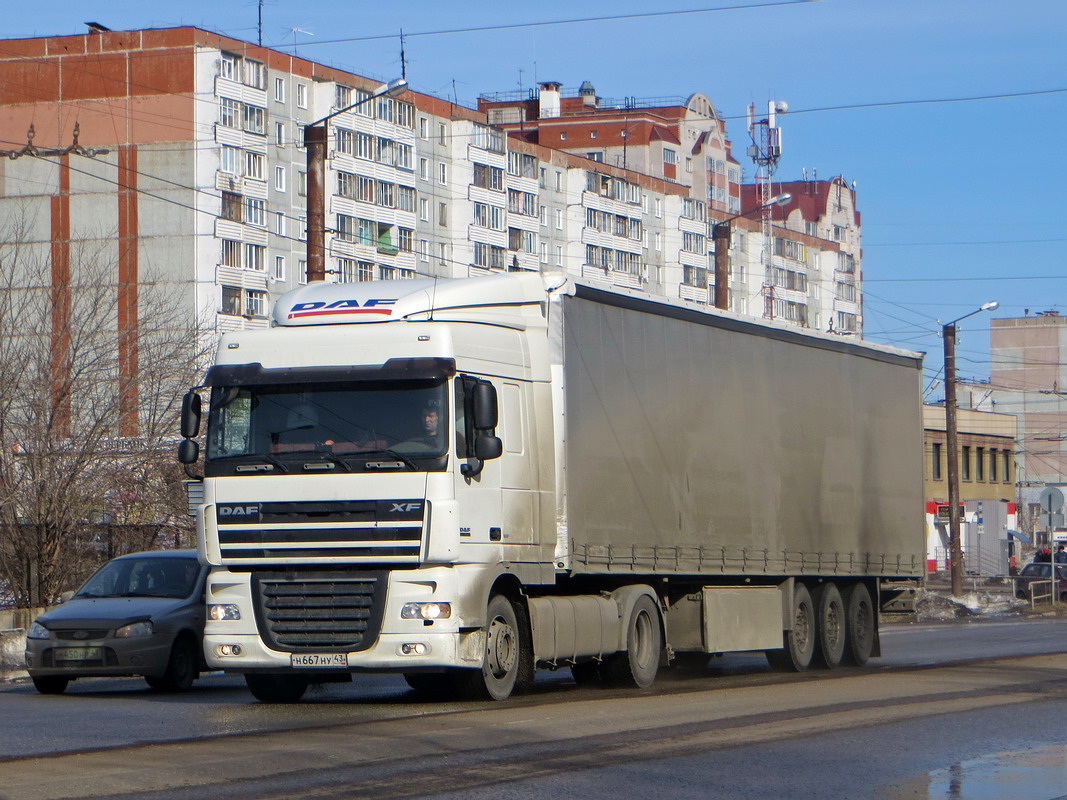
[943,301,999,597]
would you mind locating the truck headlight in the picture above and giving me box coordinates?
[209,604,242,621]
[401,602,451,620]
[115,621,153,638]
[27,622,50,639]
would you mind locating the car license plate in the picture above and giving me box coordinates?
[290,653,348,668]
[53,647,102,662]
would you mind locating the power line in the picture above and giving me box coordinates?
[262,2,815,48]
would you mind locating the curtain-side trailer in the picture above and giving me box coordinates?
[179,272,925,702]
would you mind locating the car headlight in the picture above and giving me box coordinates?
[27,622,50,639]
[401,602,451,620]
[115,621,153,638]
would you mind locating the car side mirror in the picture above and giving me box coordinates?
[475,435,502,461]
[471,381,498,430]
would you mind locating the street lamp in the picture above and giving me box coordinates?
[304,77,409,283]
[943,300,999,596]
[710,193,792,310]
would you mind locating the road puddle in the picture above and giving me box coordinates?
[881,745,1067,799]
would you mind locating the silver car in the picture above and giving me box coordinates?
[24,550,207,694]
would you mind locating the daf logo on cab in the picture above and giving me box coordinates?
[288,298,396,320]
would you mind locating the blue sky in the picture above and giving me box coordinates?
[9,0,1066,393]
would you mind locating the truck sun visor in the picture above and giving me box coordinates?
[205,357,456,386]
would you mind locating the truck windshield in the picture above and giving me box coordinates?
[205,379,448,471]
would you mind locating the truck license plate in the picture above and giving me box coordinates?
[290,653,348,668]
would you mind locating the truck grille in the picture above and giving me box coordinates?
[252,571,387,651]
[216,499,425,565]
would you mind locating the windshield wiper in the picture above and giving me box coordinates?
[359,449,418,471]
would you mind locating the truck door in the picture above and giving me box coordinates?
[453,375,503,549]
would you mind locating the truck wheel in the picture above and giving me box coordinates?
[842,582,875,666]
[245,673,309,703]
[459,594,527,701]
[813,583,846,669]
[601,594,662,689]
[146,637,199,692]
[32,676,69,694]
[766,582,815,672]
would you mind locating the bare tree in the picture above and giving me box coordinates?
[0,216,210,606]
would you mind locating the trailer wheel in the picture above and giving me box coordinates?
[813,583,846,669]
[601,594,662,689]
[842,582,875,666]
[458,594,527,701]
[766,582,815,672]
[245,673,309,703]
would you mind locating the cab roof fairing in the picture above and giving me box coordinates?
[272,273,573,328]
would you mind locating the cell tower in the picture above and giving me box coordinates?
[747,100,787,319]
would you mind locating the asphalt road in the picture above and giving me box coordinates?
[1,616,1066,799]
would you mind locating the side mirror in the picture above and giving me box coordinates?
[471,381,498,430]
[474,436,502,461]
[177,438,200,465]
[180,391,202,438]
[58,591,74,604]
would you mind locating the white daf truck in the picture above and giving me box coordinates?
[179,272,925,702]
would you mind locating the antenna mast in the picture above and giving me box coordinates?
[748,100,786,320]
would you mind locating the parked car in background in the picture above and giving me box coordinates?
[23,550,207,694]
[1014,562,1067,602]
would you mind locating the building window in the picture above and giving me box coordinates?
[244,197,266,227]
[242,104,266,135]
[275,212,286,236]
[961,446,971,481]
[560,131,567,141]
[221,285,241,315]
[975,446,985,481]
[663,148,677,165]
[555,245,563,266]
[298,171,307,197]
[274,122,285,146]
[221,239,241,267]
[274,77,285,103]
[989,448,998,482]
[220,97,241,128]
[220,53,238,80]
[932,442,943,481]
[419,158,429,180]
[273,255,286,281]
[438,202,448,226]
[220,146,239,174]
[419,117,428,139]
[296,83,307,109]
[439,163,447,185]
[1002,451,1011,483]
[242,59,265,90]
[245,289,266,317]
[245,151,265,180]
[275,166,286,192]
[244,243,266,271]
[221,191,242,222]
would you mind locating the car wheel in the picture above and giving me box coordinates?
[32,676,69,695]
[149,637,199,692]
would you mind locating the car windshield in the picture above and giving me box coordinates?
[76,557,201,600]
[205,379,448,467]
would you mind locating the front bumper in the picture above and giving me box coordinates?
[24,634,174,679]
[203,564,487,674]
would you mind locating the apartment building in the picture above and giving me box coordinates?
[988,312,1067,501]
[0,26,864,372]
